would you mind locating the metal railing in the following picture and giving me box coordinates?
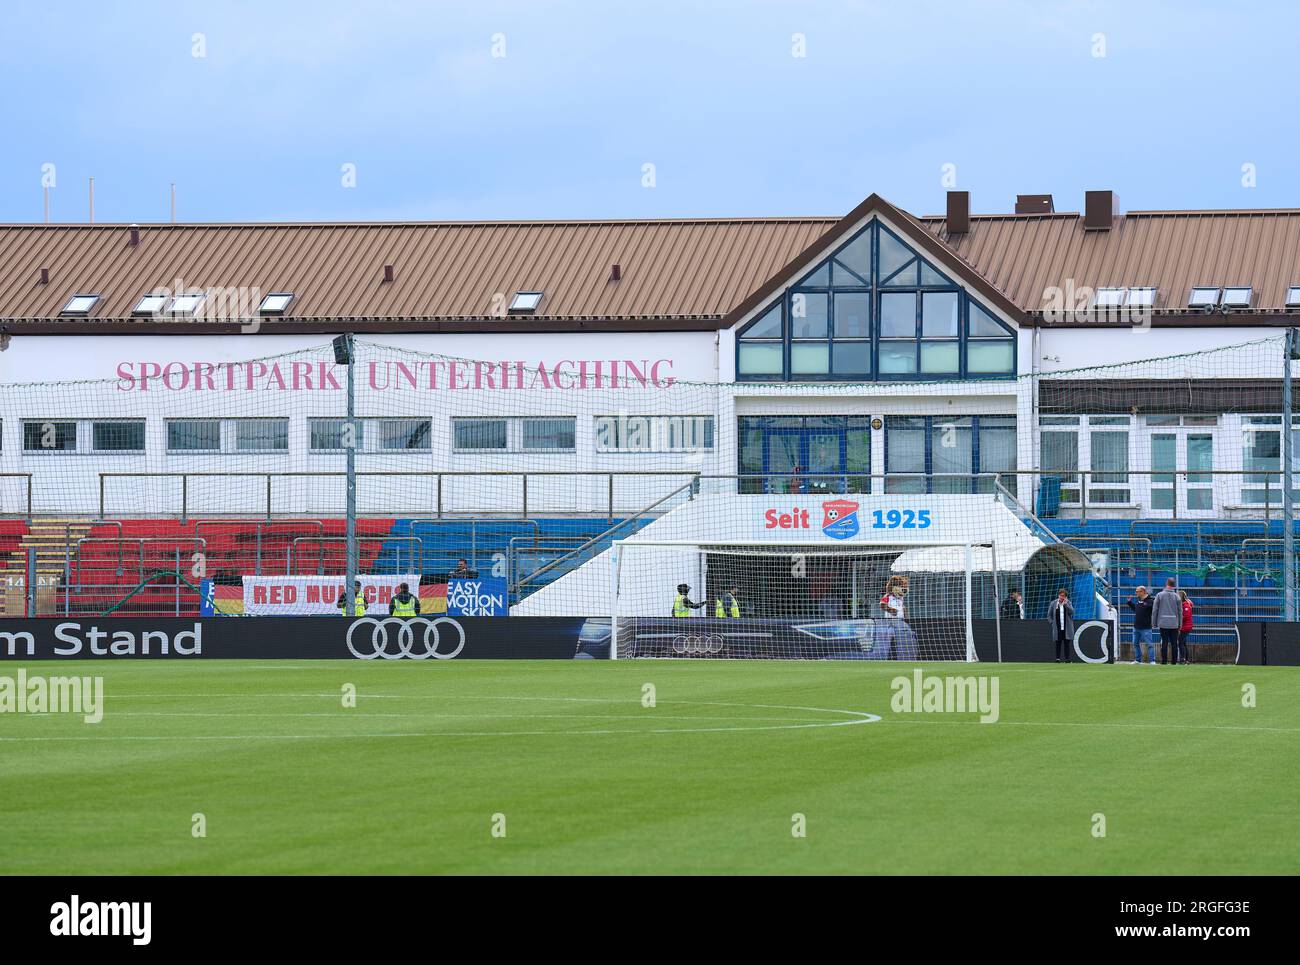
[194,519,327,577]
[67,536,207,617]
[96,470,702,520]
[404,518,542,573]
[0,473,33,518]
[1006,469,1295,523]
[513,479,698,598]
[288,535,423,577]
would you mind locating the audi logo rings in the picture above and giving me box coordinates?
[672,633,724,656]
[346,617,467,660]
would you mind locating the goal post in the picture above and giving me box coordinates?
[611,539,989,661]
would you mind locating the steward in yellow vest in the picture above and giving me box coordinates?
[673,583,704,617]
[389,582,421,617]
[715,589,741,618]
[337,581,367,616]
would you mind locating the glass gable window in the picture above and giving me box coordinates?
[735,219,1016,381]
[736,303,784,377]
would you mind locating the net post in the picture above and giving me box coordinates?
[990,540,1002,663]
[609,539,622,660]
[964,543,976,662]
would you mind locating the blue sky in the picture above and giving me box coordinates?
[3,0,1296,223]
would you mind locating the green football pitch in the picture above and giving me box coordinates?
[1,660,1296,875]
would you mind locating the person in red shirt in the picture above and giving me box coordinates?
[1177,589,1194,665]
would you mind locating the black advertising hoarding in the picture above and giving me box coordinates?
[0,615,1134,662]
[0,617,589,660]
[972,618,1118,664]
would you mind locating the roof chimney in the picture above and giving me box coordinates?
[946,191,970,235]
[1015,194,1054,215]
[610,263,622,281]
[383,264,395,283]
[39,268,49,285]
[1084,190,1120,230]
[129,224,140,246]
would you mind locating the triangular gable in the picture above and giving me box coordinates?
[722,193,1026,329]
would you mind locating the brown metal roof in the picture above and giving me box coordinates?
[5,199,1300,333]
[919,209,1300,314]
[0,218,837,329]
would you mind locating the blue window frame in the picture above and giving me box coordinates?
[735,220,1016,382]
[883,415,1017,494]
[738,416,872,494]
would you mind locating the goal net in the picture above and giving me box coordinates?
[611,541,979,660]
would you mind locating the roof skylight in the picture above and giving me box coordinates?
[508,291,544,314]
[60,294,99,315]
[259,293,294,314]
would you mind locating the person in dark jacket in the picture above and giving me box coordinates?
[448,558,477,581]
[1151,578,1182,665]
[1000,587,1023,620]
[1047,588,1074,663]
[1124,586,1156,665]
[388,582,421,617]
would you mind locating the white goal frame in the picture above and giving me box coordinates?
[610,538,993,661]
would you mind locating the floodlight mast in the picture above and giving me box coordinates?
[333,334,358,608]
[1284,329,1297,621]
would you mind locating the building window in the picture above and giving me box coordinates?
[133,293,169,315]
[374,418,431,452]
[454,418,508,452]
[1038,416,1130,504]
[233,419,289,452]
[168,293,205,316]
[595,415,715,452]
[737,416,871,494]
[884,415,1016,494]
[1088,417,1130,504]
[259,293,294,314]
[735,219,1015,382]
[1039,417,1080,502]
[967,304,1015,374]
[508,291,543,314]
[60,294,100,315]
[23,420,77,452]
[522,418,576,451]
[1242,416,1298,504]
[91,420,145,452]
[309,418,361,452]
[167,419,221,452]
[451,417,577,453]
[737,304,785,377]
